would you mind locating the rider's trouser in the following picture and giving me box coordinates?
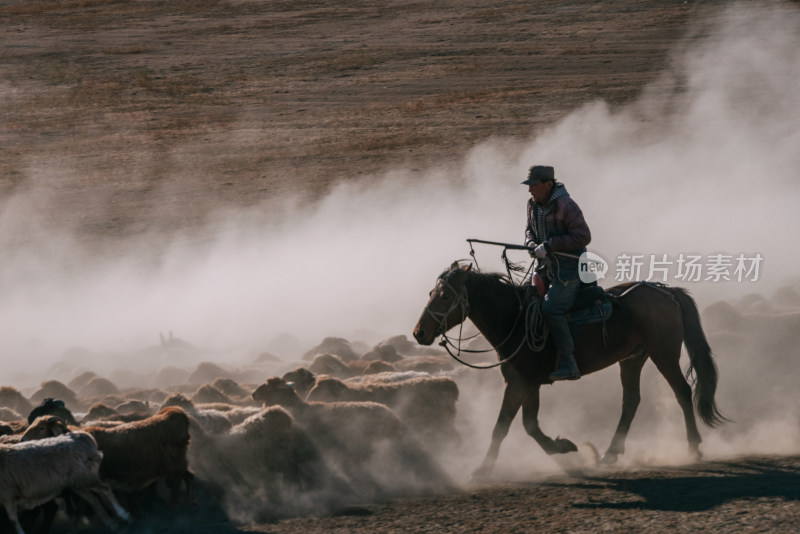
[541,277,581,357]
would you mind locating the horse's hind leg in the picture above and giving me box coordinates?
[521,386,578,455]
[650,346,703,460]
[602,349,647,464]
[471,383,526,481]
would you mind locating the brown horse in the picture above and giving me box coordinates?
[412,262,726,479]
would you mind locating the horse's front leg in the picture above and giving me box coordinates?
[471,383,526,481]
[522,386,577,454]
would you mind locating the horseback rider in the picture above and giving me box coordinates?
[523,165,592,381]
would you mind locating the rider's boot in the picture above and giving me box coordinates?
[549,353,581,381]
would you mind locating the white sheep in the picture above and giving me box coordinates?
[0,431,130,534]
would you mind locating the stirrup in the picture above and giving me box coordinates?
[549,369,580,381]
[549,356,581,381]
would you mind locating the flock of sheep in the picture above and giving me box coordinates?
[0,334,478,533]
[4,286,798,533]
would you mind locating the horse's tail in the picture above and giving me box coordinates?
[671,287,728,427]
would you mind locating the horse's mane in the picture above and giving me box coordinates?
[468,268,515,287]
[441,264,523,301]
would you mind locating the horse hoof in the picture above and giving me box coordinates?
[600,452,618,465]
[469,467,492,484]
[553,437,578,454]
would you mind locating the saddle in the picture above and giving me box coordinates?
[567,281,613,327]
[526,277,614,348]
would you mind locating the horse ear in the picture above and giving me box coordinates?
[450,261,460,271]
[464,263,472,272]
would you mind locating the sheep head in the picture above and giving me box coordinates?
[252,377,301,408]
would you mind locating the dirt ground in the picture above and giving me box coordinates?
[253,455,800,534]
[3,1,799,532]
[127,454,800,534]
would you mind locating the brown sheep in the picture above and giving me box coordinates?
[361,361,397,375]
[394,354,456,373]
[0,420,28,438]
[252,377,452,500]
[78,376,120,399]
[211,377,250,400]
[0,386,33,416]
[153,367,190,389]
[306,374,460,448]
[160,393,194,411]
[214,406,353,519]
[176,395,261,425]
[226,407,294,480]
[20,415,69,442]
[218,406,262,426]
[82,406,195,510]
[302,337,359,362]
[376,334,421,355]
[360,343,404,363]
[66,371,99,392]
[120,388,170,405]
[281,367,318,398]
[83,403,119,423]
[160,393,232,434]
[308,353,357,379]
[81,394,126,409]
[186,362,230,385]
[29,381,79,408]
[0,407,22,422]
[192,384,233,405]
[115,399,153,416]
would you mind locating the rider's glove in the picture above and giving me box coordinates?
[533,243,549,259]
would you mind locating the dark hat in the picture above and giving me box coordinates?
[521,165,555,185]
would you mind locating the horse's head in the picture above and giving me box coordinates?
[413,261,472,346]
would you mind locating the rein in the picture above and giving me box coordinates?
[427,269,548,370]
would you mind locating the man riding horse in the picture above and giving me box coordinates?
[523,165,592,381]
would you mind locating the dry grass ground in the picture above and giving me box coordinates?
[1,0,724,245]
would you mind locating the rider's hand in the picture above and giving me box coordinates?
[533,243,548,259]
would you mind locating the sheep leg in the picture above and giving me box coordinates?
[166,477,181,508]
[3,502,26,534]
[100,487,132,524]
[184,471,197,508]
[72,485,130,530]
[471,383,525,481]
[72,488,118,530]
[166,471,196,508]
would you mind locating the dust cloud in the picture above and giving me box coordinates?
[1,0,799,494]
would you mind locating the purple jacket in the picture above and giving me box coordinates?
[525,183,591,255]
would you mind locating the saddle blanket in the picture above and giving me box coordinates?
[568,291,613,327]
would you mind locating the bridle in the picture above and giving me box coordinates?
[425,270,538,370]
[423,275,471,336]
